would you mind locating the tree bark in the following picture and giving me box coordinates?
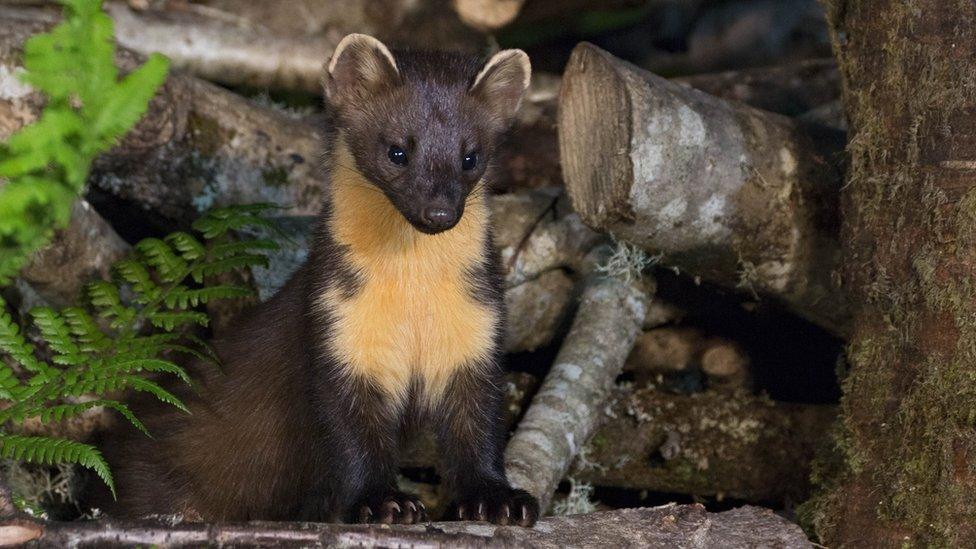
[0,504,811,548]
[558,43,848,335]
[504,271,650,511]
[18,201,130,308]
[809,0,976,546]
[106,2,340,94]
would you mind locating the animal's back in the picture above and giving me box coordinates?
[99,267,326,520]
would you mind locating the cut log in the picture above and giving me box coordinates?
[625,327,704,374]
[107,2,340,94]
[559,43,848,336]
[0,504,811,548]
[504,270,574,352]
[451,0,524,31]
[492,189,603,288]
[19,201,130,308]
[699,338,751,389]
[504,271,650,511]
[575,387,835,503]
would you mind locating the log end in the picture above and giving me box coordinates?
[452,0,524,31]
[558,43,635,232]
[0,520,42,546]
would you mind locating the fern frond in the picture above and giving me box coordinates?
[0,434,114,497]
[161,343,220,366]
[0,301,43,374]
[30,399,151,439]
[208,239,280,260]
[87,281,137,332]
[0,367,18,400]
[165,231,206,261]
[61,307,110,353]
[109,358,190,384]
[136,238,189,284]
[90,54,169,147]
[163,285,252,310]
[191,204,281,239]
[114,260,161,304]
[148,311,209,331]
[30,308,85,366]
[127,377,188,413]
[190,255,269,283]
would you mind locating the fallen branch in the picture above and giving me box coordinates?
[107,2,340,94]
[574,387,835,503]
[0,504,811,548]
[559,43,848,335]
[625,327,704,374]
[504,268,651,511]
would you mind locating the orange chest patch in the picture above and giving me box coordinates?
[316,150,497,405]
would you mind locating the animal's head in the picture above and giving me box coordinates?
[323,34,531,234]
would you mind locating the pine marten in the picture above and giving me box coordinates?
[96,34,539,526]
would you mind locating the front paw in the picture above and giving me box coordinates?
[448,487,539,527]
[354,491,427,525]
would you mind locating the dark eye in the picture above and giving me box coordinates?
[462,151,478,171]
[388,145,408,166]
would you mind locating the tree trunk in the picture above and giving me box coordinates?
[808,0,976,546]
[558,43,848,336]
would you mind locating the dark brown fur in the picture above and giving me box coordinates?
[91,36,538,526]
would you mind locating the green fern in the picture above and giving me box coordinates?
[0,204,280,499]
[0,0,169,284]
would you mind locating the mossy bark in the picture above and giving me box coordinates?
[809,0,976,545]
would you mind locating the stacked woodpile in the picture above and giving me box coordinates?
[0,0,862,546]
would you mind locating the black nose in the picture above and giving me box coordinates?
[422,207,458,231]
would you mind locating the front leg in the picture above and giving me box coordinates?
[433,362,539,526]
[309,369,427,524]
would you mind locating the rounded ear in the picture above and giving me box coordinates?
[469,49,532,123]
[323,34,401,105]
